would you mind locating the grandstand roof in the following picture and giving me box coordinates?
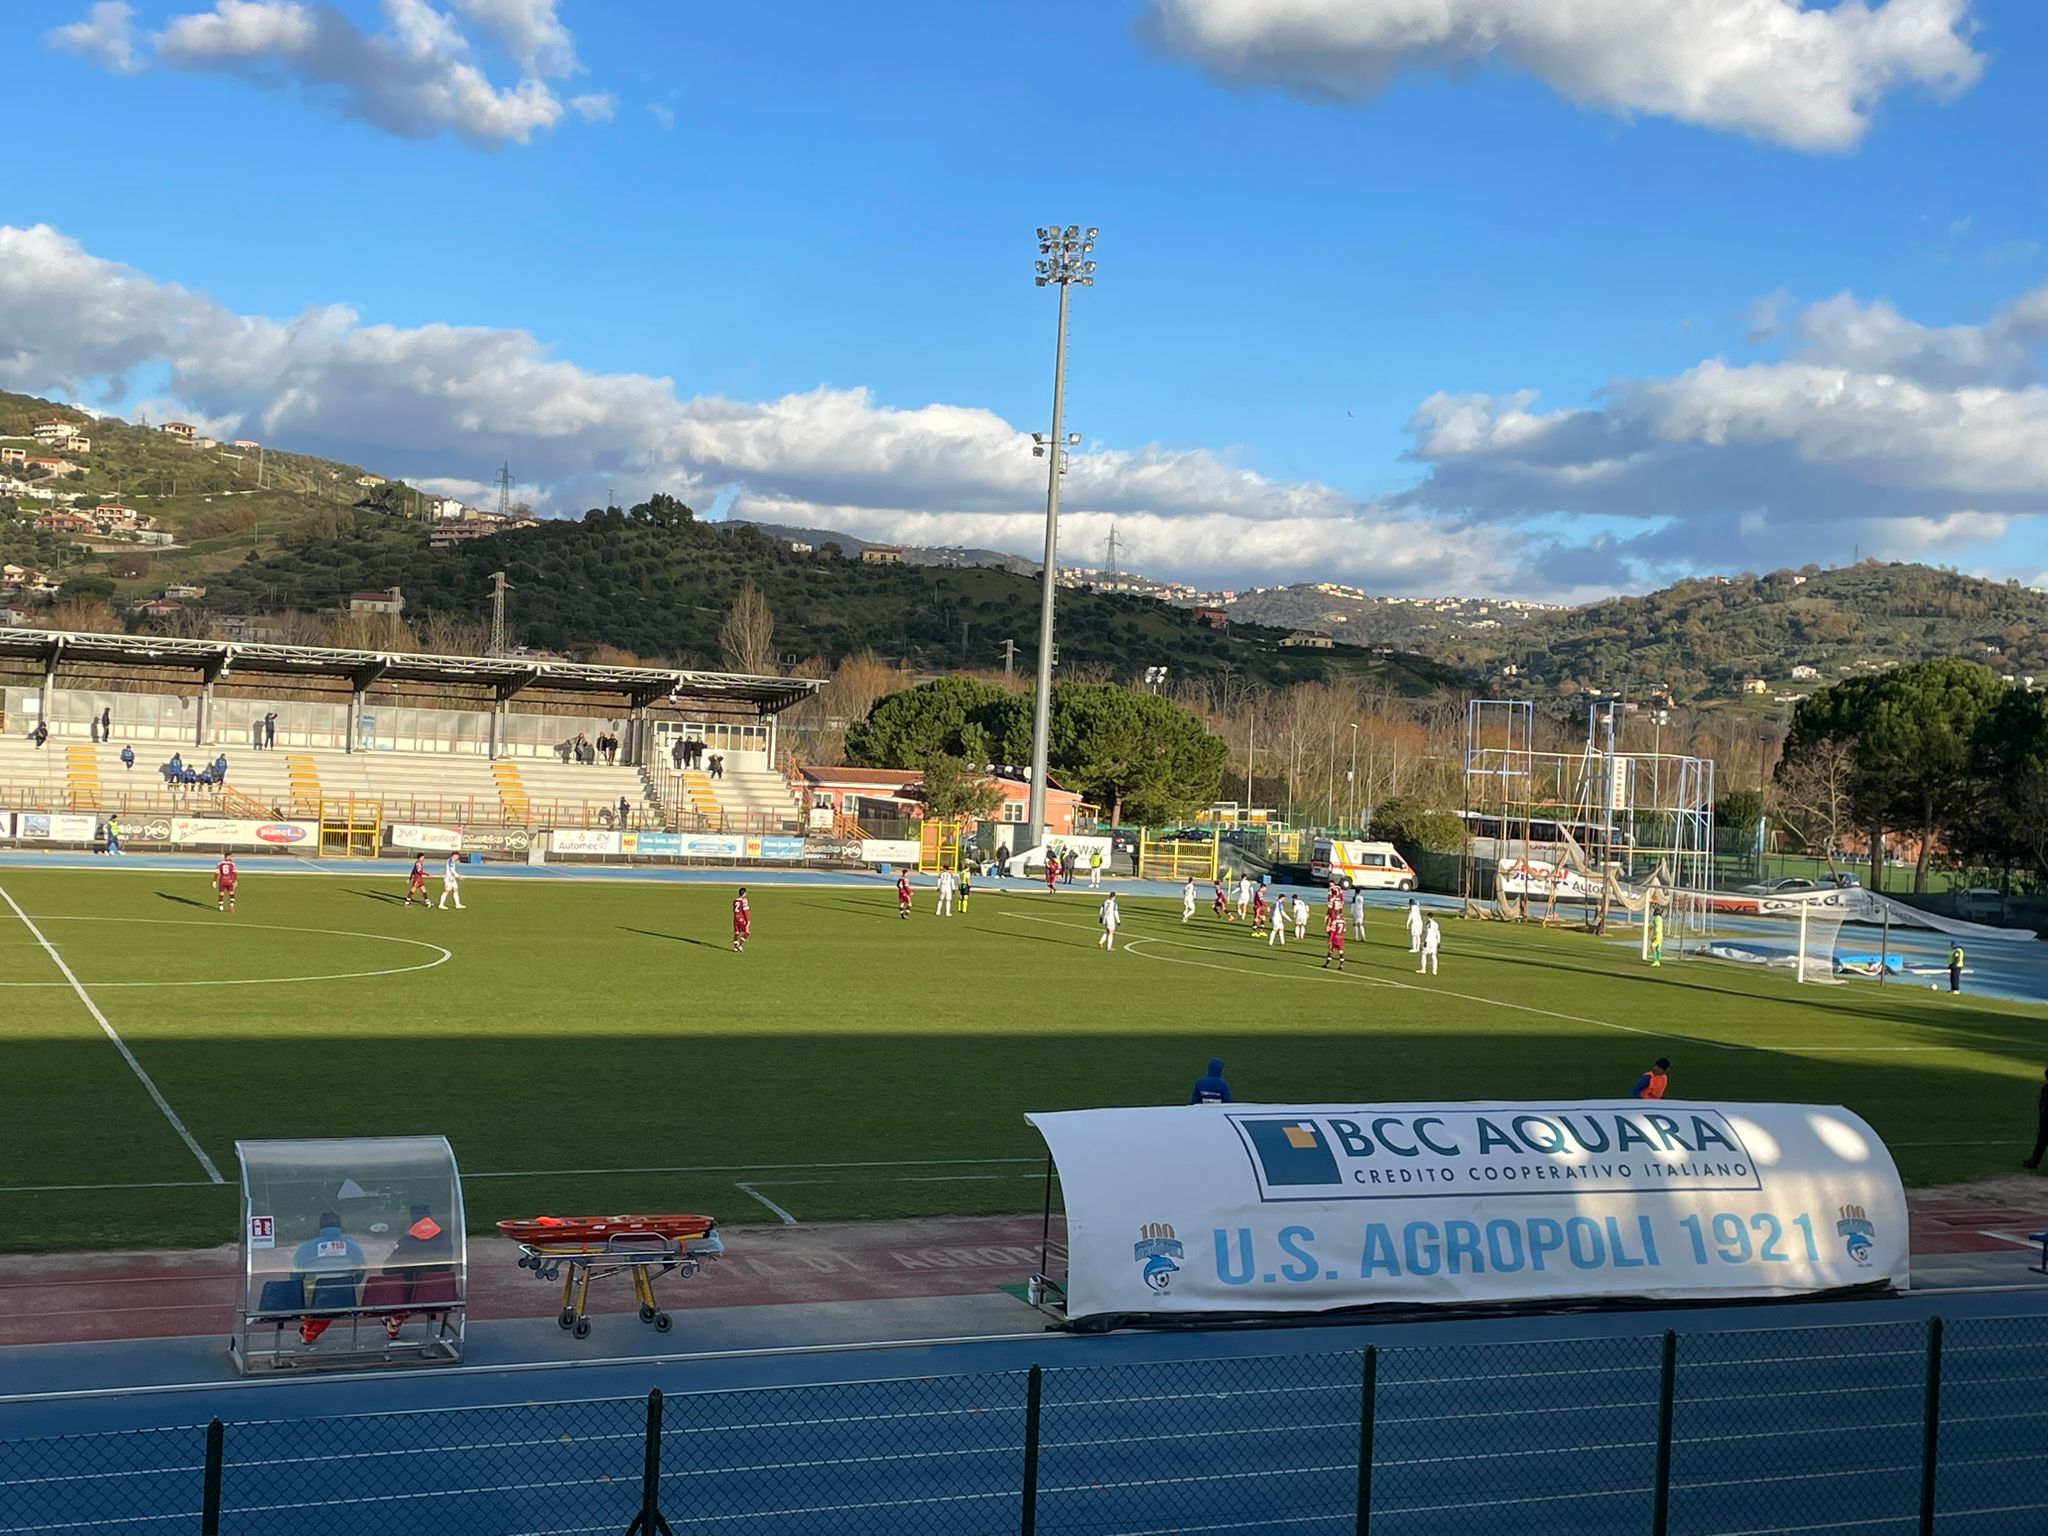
[0,629,821,713]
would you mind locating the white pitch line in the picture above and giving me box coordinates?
[0,884,223,1185]
[1011,912,1741,1050]
[0,917,451,988]
[0,1156,1047,1196]
[735,1181,798,1225]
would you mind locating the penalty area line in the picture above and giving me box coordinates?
[735,1182,799,1226]
[0,884,224,1185]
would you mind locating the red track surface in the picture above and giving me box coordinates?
[0,1216,1068,1349]
[0,1190,2042,1352]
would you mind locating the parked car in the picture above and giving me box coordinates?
[1739,876,1816,895]
[1955,887,2005,921]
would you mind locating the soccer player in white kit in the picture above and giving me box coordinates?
[1405,898,1423,953]
[935,868,956,916]
[438,852,465,910]
[1267,895,1288,947]
[1235,876,1253,920]
[1181,878,1197,923]
[1097,893,1120,950]
[1351,887,1368,940]
[1418,915,1442,975]
[1291,895,1308,941]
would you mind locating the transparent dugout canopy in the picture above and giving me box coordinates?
[233,1135,467,1373]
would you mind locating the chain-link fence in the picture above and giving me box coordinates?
[4,1314,2045,1534]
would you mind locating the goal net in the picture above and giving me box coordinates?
[1672,887,1850,985]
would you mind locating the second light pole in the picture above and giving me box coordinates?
[1024,224,1097,856]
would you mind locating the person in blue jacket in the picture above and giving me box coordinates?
[119,744,135,772]
[291,1211,366,1343]
[1190,1058,1232,1105]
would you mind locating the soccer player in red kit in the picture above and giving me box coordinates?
[732,887,751,952]
[1212,880,1229,920]
[214,854,238,914]
[1044,857,1058,894]
[1322,906,1346,970]
[1251,887,1267,932]
[896,872,913,919]
[404,854,428,908]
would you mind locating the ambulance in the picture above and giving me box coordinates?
[1311,839,1418,891]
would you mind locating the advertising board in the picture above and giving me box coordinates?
[548,828,621,856]
[621,832,682,856]
[16,812,106,841]
[679,834,744,858]
[754,835,806,861]
[1027,1101,1908,1321]
[860,838,921,865]
[390,823,464,854]
[170,818,316,848]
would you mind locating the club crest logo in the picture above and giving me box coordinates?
[1133,1222,1184,1293]
[1836,1204,1876,1267]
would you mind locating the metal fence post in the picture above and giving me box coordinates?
[1652,1330,1677,1536]
[1020,1364,1043,1536]
[625,1388,672,1536]
[1354,1346,1377,1535]
[1919,1317,1944,1536]
[199,1419,223,1536]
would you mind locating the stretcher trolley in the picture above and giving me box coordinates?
[500,1214,724,1338]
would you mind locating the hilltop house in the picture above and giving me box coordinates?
[1280,630,1335,650]
[0,448,25,467]
[161,421,195,440]
[348,586,405,616]
[859,546,903,565]
[25,457,81,476]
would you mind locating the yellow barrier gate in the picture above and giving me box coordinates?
[919,820,962,873]
[1137,829,1219,883]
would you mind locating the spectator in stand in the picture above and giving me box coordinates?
[30,721,48,749]
[119,744,135,772]
[617,795,631,828]
[671,738,686,770]
[265,711,278,749]
[214,753,229,787]
[710,753,724,780]
[100,707,110,742]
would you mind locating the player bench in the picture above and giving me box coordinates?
[249,1270,461,1365]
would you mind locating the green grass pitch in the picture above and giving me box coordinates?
[1,867,2042,1253]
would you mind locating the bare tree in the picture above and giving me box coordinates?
[1773,737,1858,873]
[718,583,777,675]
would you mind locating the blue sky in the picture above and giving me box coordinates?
[5,0,2046,599]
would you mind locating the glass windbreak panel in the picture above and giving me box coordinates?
[239,1136,464,1316]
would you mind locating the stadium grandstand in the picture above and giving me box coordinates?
[0,629,819,835]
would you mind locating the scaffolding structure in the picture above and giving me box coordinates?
[1462,700,1715,934]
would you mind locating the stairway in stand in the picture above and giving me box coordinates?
[492,761,530,822]
[63,745,99,810]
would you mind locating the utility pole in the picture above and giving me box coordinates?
[488,570,510,658]
[1023,224,1098,855]
[497,463,513,519]
[1104,524,1121,583]
[998,639,1017,676]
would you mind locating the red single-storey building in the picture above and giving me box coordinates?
[799,765,1080,835]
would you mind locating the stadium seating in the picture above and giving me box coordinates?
[0,735,661,829]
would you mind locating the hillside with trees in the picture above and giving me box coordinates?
[1441,564,2048,700]
[194,496,1462,692]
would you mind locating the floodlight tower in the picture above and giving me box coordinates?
[1024,224,1097,853]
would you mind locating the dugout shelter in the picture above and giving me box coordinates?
[233,1135,467,1374]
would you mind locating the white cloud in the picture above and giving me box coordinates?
[0,223,1517,596]
[12,222,2042,602]
[1398,284,2048,588]
[1140,0,1983,151]
[49,0,605,149]
[47,0,140,74]
[647,102,675,130]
